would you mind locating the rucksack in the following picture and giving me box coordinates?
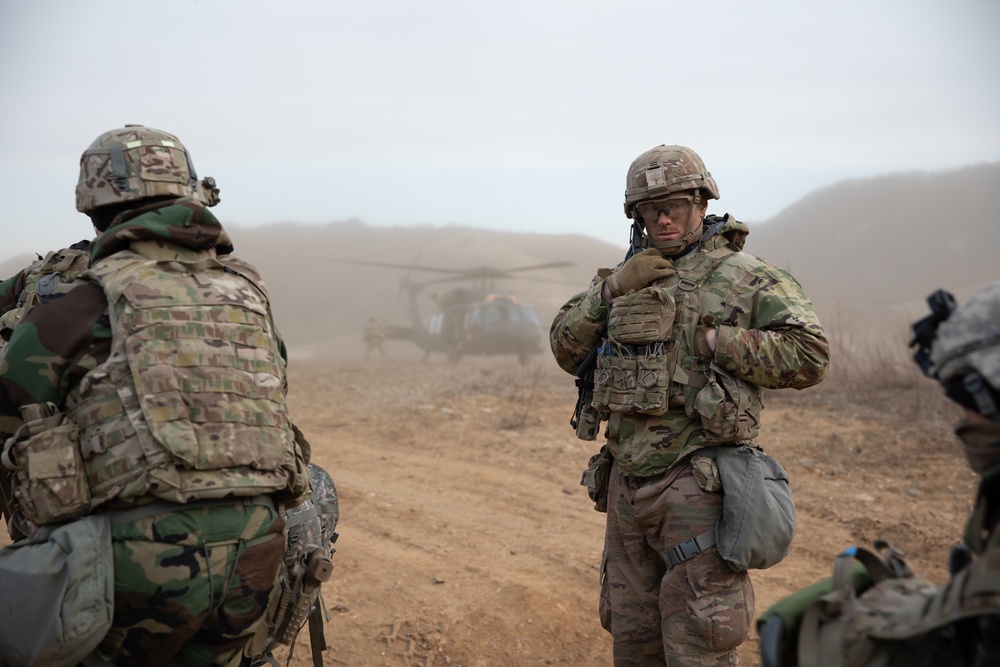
[758,540,962,667]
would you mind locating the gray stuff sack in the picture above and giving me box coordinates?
[0,513,114,667]
[698,444,796,572]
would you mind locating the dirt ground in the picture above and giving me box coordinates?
[266,352,976,667]
[0,351,974,666]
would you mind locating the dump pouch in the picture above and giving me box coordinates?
[0,512,114,667]
[697,445,795,572]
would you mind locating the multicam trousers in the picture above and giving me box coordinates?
[94,499,285,667]
[602,460,754,666]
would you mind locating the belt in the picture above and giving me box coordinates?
[105,494,275,528]
[663,528,717,570]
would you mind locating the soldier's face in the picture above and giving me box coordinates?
[640,192,708,245]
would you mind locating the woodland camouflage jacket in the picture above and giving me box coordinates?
[550,214,830,476]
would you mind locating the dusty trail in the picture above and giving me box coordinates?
[272,357,975,666]
[0,356,973,666]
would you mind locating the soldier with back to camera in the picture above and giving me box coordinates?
[0,125,313,667]
[551,145,830,666]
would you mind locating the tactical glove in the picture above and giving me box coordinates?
[604,248,674,298]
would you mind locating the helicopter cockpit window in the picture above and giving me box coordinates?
[517,305,541,326]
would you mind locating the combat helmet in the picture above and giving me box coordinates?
[928,282,1000,420]
[910,281,1000,421]
[76,124,220,214]
[623,144,720,220]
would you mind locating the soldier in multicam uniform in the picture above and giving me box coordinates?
[551,145,830,666]
[0,125,311,667]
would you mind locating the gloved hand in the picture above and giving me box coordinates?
[605,248,674,298]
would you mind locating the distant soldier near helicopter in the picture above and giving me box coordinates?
[364,316,389,360]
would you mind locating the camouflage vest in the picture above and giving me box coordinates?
[66,242,307,508]
[0,244,91,343]
[591,245,764,444]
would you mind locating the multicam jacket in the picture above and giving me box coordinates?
[551,214,830,477]
[0,199,308,522]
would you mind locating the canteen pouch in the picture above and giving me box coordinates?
[0,513,114,667]
[691,364,763,443]
[2,405,90,526]
[607,286,675,345]
[698,445,795,572]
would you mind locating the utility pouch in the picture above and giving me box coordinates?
[580,444,613,513]
[1,404,90,526]
[697,445,795,572]
[691,365,763,443]
[608,286,675,345]
[0,512,114,667]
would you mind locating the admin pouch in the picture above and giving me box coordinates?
[0,512,114,667]
[696,444,795,572]
[592,285,675,417]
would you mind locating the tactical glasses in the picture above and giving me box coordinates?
[634,195,695,222]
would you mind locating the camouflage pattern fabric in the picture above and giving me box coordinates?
[551,214,829,476]
[0,199,307,512]
[95,501,285,667]
[604,461,752,666]
[552,212,827,666]
[0,198,306,662]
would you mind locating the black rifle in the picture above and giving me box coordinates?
[570,345,603,440]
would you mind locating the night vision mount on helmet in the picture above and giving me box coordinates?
[76,124,221,214]
[911,282,1000,421]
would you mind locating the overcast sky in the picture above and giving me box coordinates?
[1,0,998,263]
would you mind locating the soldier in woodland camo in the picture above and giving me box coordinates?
[0,125,309,667]
[551,145,829,666]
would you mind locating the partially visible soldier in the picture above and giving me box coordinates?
[364,316,388,360]
[0,239,93,540]
[0,125,310,666]
[551,145,830,666]
[759,282,1000,667]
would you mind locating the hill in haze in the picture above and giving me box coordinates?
[0,163,994,359]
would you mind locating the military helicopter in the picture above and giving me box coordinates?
[336,258,571,364]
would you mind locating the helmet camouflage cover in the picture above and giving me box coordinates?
[624,145,720,220]
[930,281,1000,395]
[76,124,220,213]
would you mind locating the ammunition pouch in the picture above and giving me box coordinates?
[1,404,89,527]
[592,341,671,416]
[580,444,613,513]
